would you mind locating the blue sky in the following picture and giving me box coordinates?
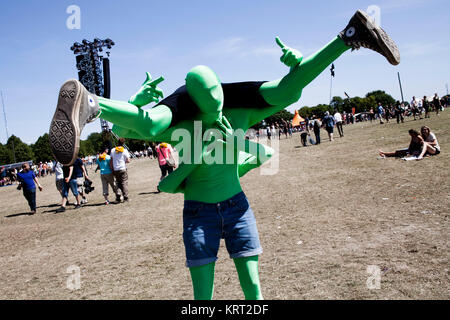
[0,0,448,144]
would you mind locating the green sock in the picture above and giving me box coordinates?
[189,262,215,300]
[234,256,263,300]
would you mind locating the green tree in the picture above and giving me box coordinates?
[0,143,13,165]
[366,90,396,107]
[31,133,53,163]
[6,135,34,163]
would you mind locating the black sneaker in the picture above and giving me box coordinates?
[123,197,129,202]
[56,206,66,213]
[49,80,100,165]
[116,195,121,203]
[340,10,400,66]
[74,204,81,209]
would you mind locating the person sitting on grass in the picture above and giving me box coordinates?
[417,126,440,160]
[379,129,424,159]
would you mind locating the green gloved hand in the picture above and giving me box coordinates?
[275,37,303,69]
[128,72,165,107]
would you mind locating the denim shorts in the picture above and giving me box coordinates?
[183,191,262,268]
[62,179,79,198]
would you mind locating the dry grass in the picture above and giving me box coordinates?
[0,111,449,300]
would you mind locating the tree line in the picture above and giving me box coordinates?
[0,131,152,166]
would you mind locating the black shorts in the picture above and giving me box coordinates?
[156,82,269,126]
[160,164,174,177]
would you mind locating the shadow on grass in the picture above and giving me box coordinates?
[5,212,33,218]
[139,192,160,195]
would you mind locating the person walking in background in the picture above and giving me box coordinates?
[73,157,91,204]
[110,138,130,202]
[411,96,419,120]
[56,164,82,212]
[394,101,404,124]
[433,93,441,115]
[54,161,66,205]
[96,150,120,205]
[377,103,384,124]
[17,163,43,215]
[156,142,176,187]
[423,96,431,118]
[334,110,344,137]
[322,111,336,142]
[312,115,321,145]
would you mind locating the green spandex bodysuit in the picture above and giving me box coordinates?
[92,36,350,299]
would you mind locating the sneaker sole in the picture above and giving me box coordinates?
[49,80,82,165]
[356,10,400,66]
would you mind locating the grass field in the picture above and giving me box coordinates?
[0,111,448,300]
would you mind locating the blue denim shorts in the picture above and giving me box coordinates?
[183,192,262,268]
[62,179,79,198]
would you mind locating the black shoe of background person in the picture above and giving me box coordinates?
[123,197,129,202]
[49,80,100,165]
[56,206,66,213]
[116,195,121,203]
[339,10,400,66]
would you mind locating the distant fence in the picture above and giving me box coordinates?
[1,160,33,171]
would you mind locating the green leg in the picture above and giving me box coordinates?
[254,37,350,123]
[234,256,263,300]
[189,262,215,300]
[97,97,172,140]
[111,124,147,140]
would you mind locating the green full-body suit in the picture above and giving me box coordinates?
[94,36,350,299]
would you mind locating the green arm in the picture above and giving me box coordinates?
[158,162,197,194]
[128,72,165,107]
[238,139,274,177]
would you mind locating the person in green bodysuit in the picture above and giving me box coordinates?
[49,10,400,299]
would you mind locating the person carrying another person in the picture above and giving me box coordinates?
[17,163,43,215]
[96,150,120,205]
[417,126,440,160]
[110,138,130,202]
